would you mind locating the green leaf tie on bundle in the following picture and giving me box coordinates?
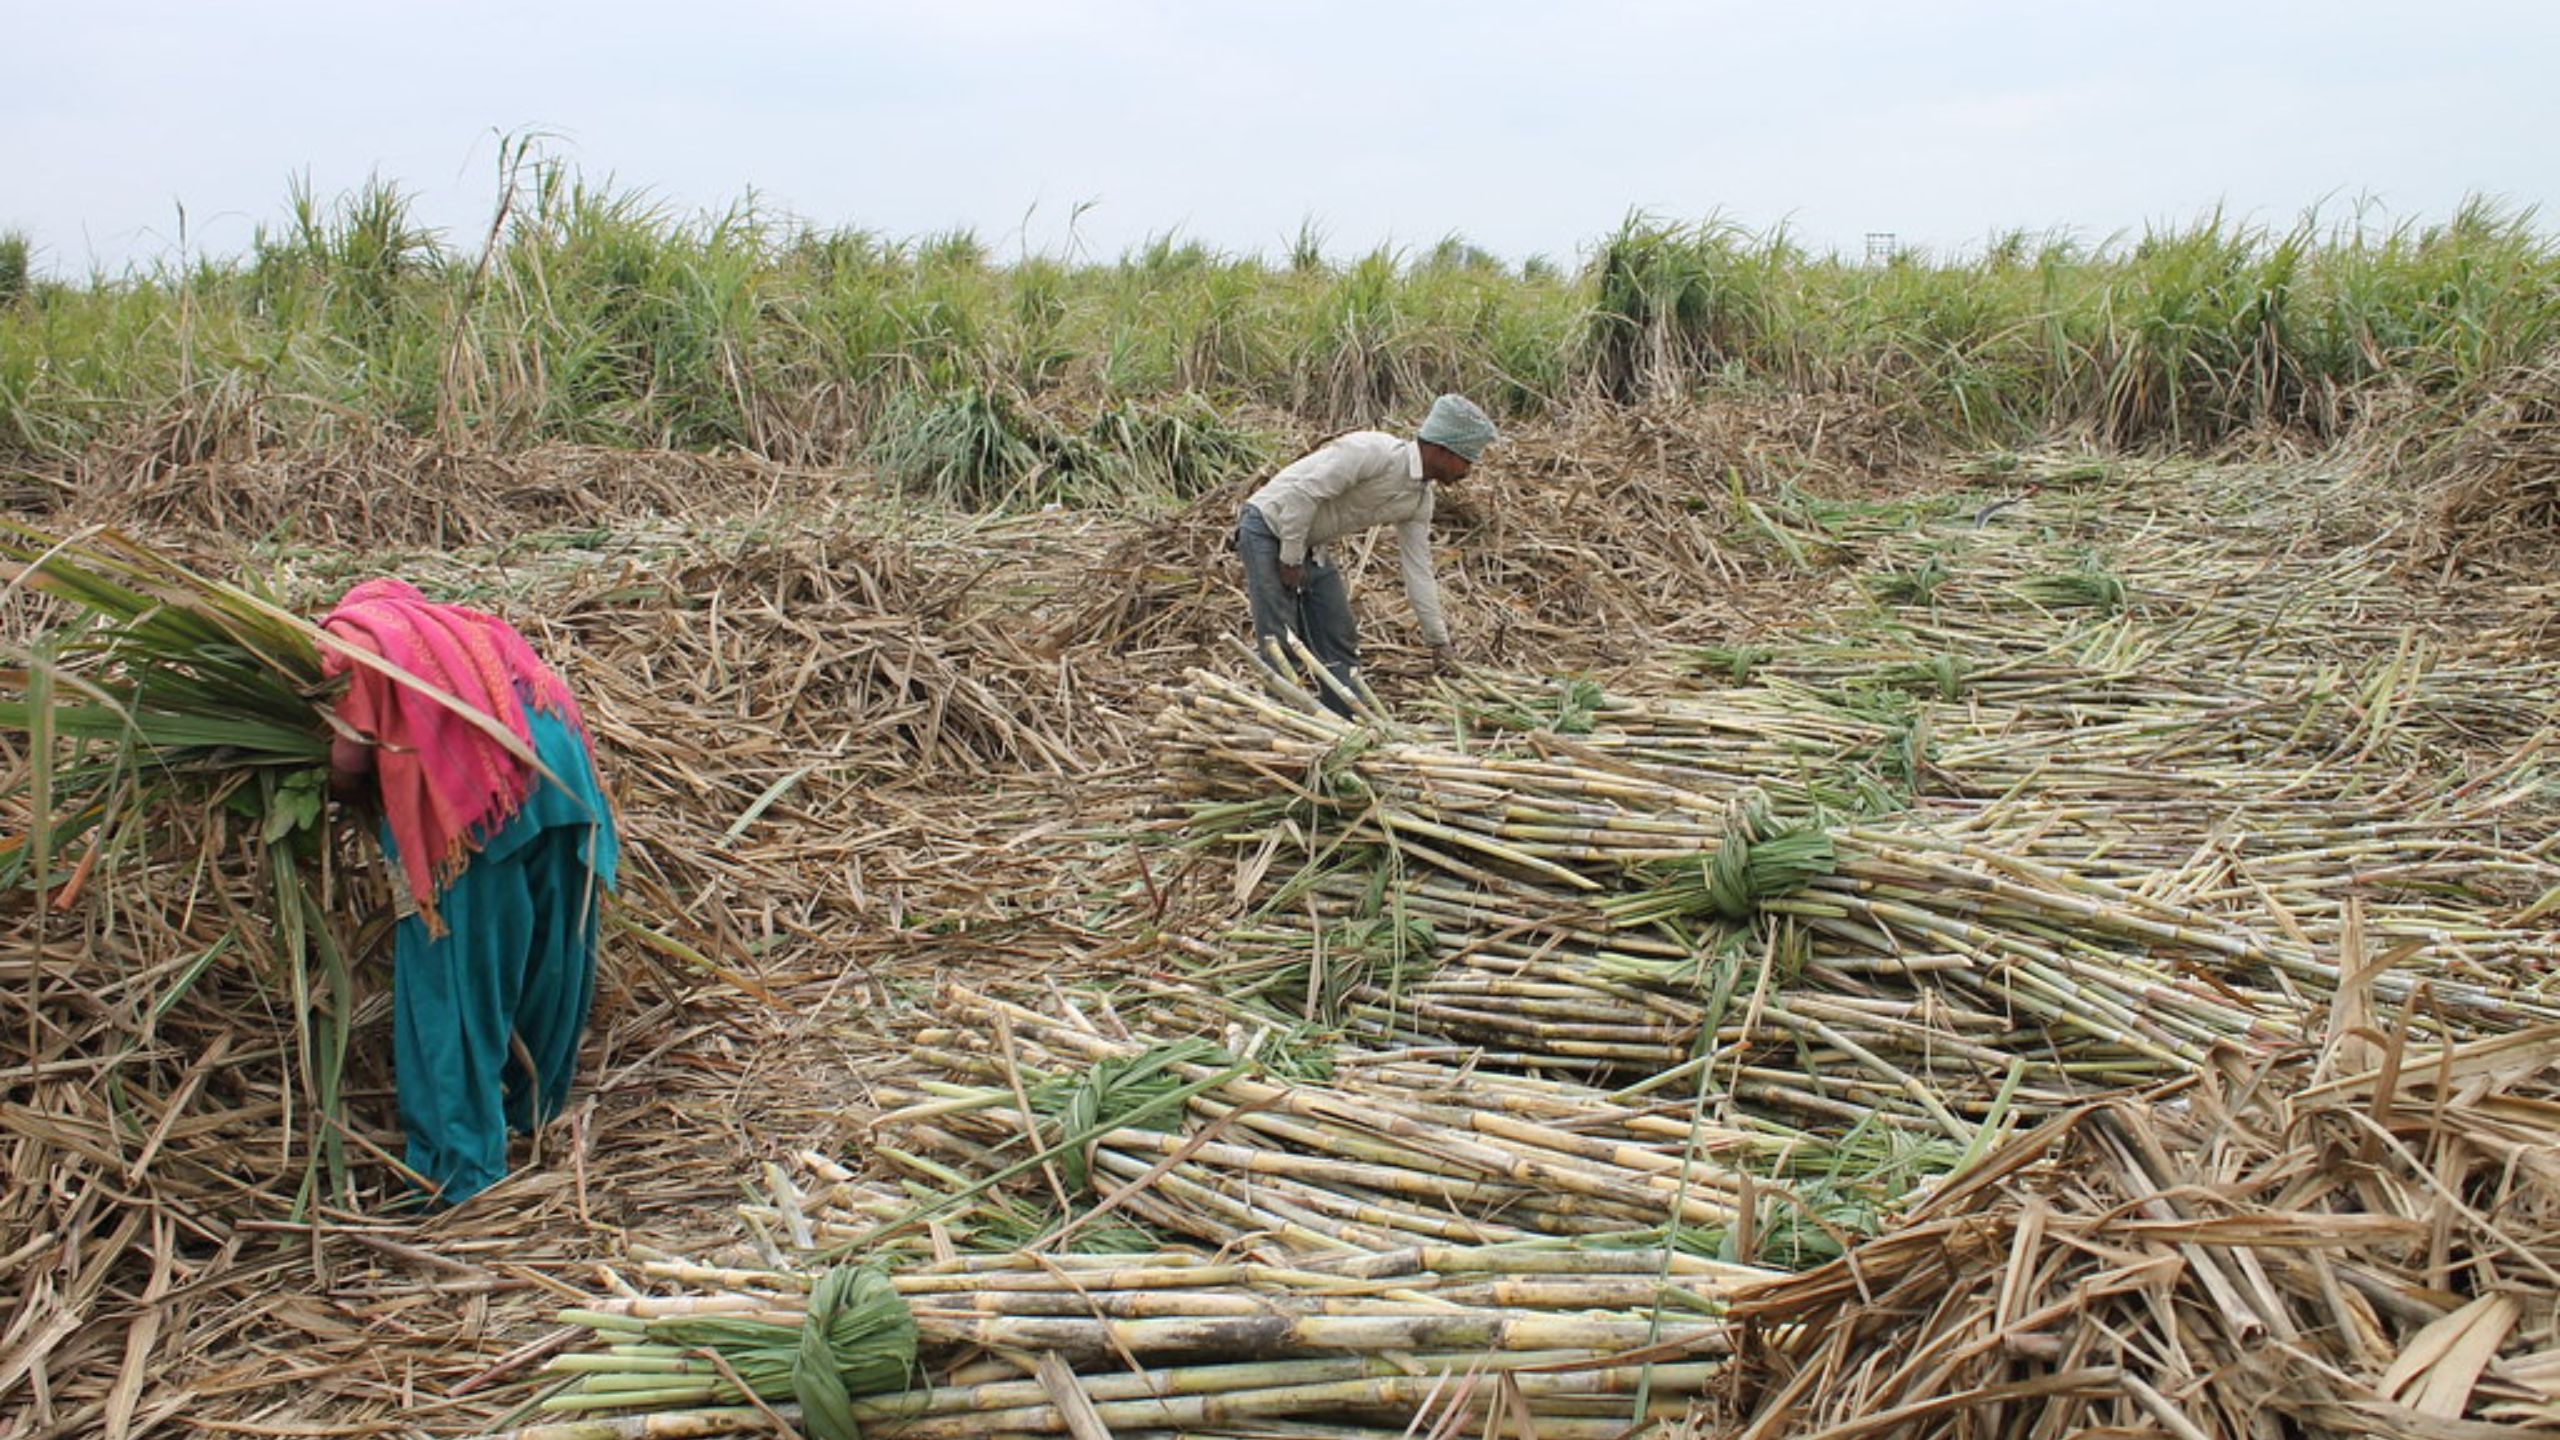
[641,1264,918,1440]
[1552,676,1606,735]
[1035,1039,1231,1194]
[1703,791,1836,921]
[1601,790,1836,930]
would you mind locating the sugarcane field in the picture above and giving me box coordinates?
[6,200,2560,1440]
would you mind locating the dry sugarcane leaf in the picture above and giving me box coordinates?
[2379,1292,2526,1419]
[2301,1028,2560,1109]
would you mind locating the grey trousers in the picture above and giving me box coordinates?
[1236,503,1359,715]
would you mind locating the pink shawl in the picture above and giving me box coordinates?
[321,578,587,921]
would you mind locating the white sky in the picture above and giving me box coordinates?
[13,0,2557,278]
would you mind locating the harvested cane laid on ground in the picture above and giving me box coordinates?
[12,412,2560,1440]
[508,1246,1741,1440]
[1152,663,2560,1125]
[485,982,1808,1436]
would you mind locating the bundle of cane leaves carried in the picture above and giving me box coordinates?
[1,520,459,1200]
[0,521,336,888]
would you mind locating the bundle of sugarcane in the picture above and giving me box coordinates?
[844,985,1859,1266]
[1811,821,2560,1038]
[526,1023,1789,1438]
[725,1144,1793,1293]
[1236,863,2199,1137]
[1237,659,2557,1005]
[1457,695,2560,988]
[1308,799,2550,1107]
[1152,665,2560,1138]
[539,1264,918,1439]
[1710,1024,2560,1438]
[513,1242,1743,1440]
[1635,671,2396,804]
[1446,647,2558,854]
[1161,681,1717,880]
[1444,670,1900,816]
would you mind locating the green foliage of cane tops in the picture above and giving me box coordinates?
[245,173,454,433]
[871,382,1274,511]
[8,164,2558,476]
[1586,215,1803,403]
[1084,391,1273,501]
[1457,674,1614,737]
[0,231,30,306]
[485,172,783,451]
[868,384,1057,508]
[1029,1038,1233,1194]
[0,523,333,877]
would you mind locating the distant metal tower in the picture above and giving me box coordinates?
[1864,232,1899,265]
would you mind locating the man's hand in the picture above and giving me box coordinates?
[1278,562,1306,592]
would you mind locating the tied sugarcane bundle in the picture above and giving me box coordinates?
[1441,653,2551,874]
[844,986,1910,1271]
[550,1264,917,1439]
[1153,669,1845,932]
[524,1242,1745,1440]
[1153,661,2560,1152]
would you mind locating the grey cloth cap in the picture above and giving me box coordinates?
[1417,393,1498,462]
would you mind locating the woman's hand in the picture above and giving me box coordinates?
[328,732,376,805]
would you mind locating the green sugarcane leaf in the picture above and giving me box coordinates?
[263,770,326,844]
[793,1268,863,1440]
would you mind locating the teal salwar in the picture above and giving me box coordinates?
[386,707,620,1206]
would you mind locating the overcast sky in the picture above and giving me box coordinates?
[15,1,2557,278]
